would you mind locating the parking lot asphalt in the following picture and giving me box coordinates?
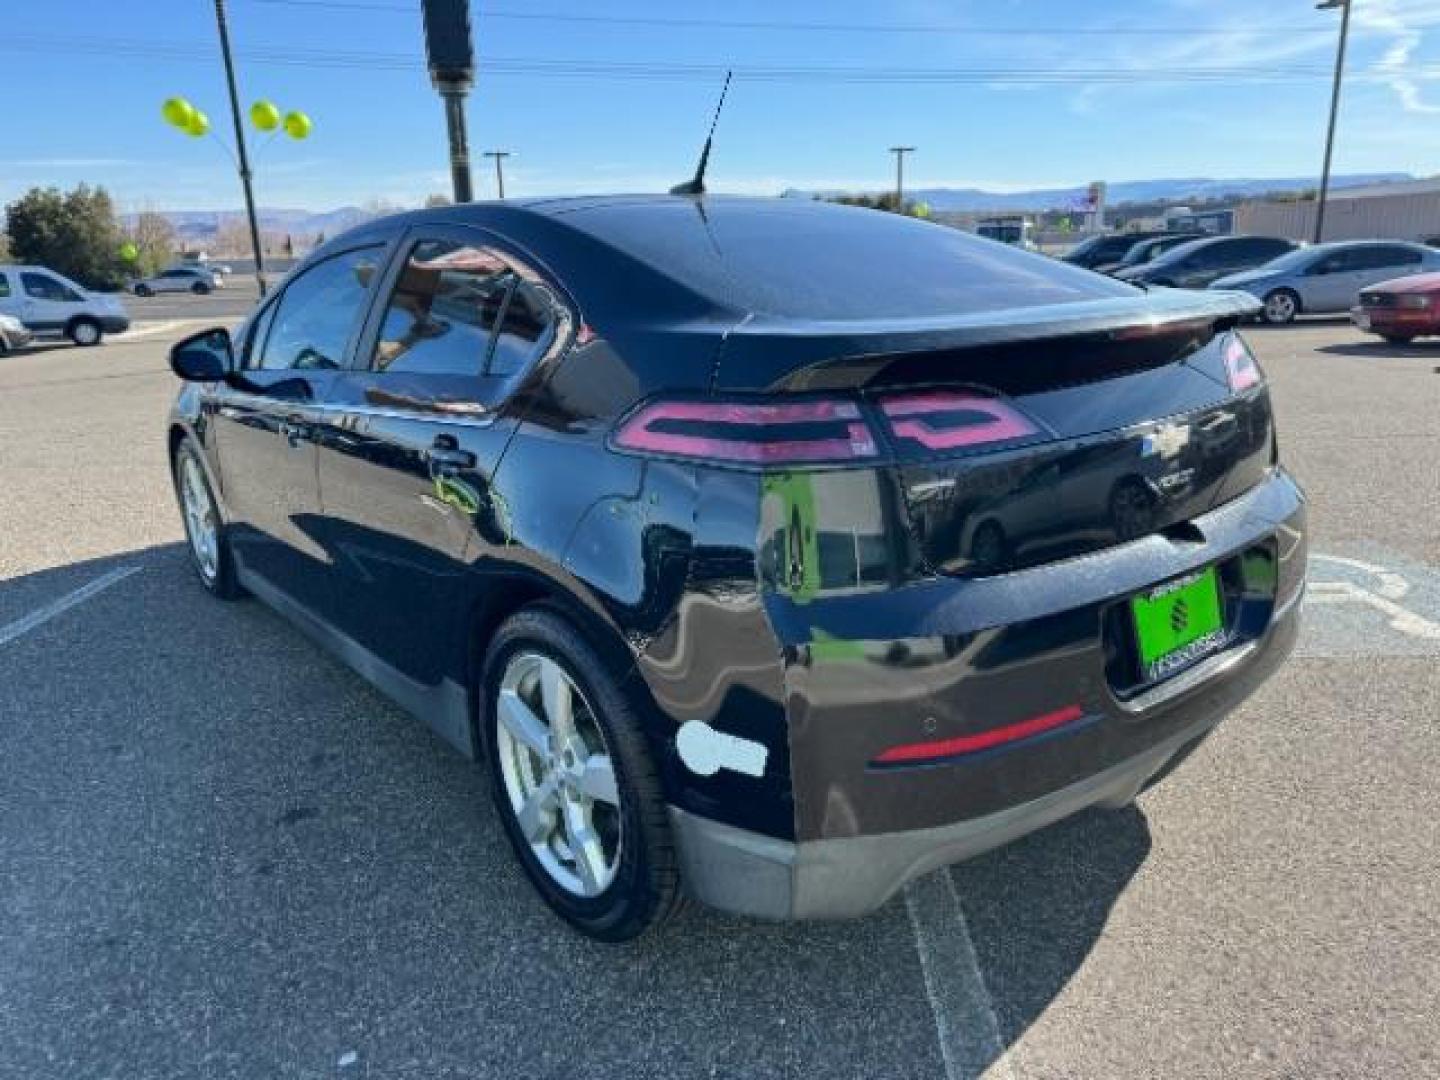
[1,319,1437,1079]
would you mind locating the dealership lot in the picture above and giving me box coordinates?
[1,319,1437,1078]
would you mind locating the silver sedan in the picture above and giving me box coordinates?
[1211,240,1440,324]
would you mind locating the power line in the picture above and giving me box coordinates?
[236,0,1337,37]
[5,35,1417,85]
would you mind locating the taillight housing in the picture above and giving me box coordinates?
[878,390,1041,455]
[612,398,878,466]
[1223,334,1263,392]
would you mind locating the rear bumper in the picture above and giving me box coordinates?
[673,585,1301,919]
[98,315,131,334]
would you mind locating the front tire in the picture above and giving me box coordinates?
[1261,289,1300,325]
[191,282,211,295]
[1381,333,1415,345]
[135,284,153,297]
[481,607,681,941]
[68,318,102,346]
[171,439,242,599]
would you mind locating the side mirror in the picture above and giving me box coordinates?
[169,327,233,382]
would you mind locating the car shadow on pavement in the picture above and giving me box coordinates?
[1,543,1152,1080]
[1318,339,1440,359]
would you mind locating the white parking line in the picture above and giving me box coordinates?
[0,566,141,647]
[114,320,196,342]
[905,870,1018,1080]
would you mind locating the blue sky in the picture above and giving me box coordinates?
[2,0,1438,211]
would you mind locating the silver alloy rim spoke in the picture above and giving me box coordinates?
[577,754,619,806]
[516,776,561,842]
[540,661,574,740]
[495,652,622,898]
[498,689,550,757]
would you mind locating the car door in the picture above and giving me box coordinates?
[1171,243,1224,288]
[310,225,572,691]
[16,270,85,332]
[1352,244,1425,297]
[1303,248,1366,312]
[210,242,387,610]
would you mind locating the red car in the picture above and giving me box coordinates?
[1352,271,1440,343]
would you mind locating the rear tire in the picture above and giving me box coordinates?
[67,318,102,346]
[134,284,153,297]
[1381,333,1415,345]
[1261,289,1300,325]
[191,282,211,295]
[171,438,242,599]
[481,607,682,942]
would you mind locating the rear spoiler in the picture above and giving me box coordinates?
[716,289,1262,393]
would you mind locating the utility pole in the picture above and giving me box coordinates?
[1314,0,1352,244]
[483,151,511,199]
[422,0,476,203]
[889,146,915,208]
[212,0,266,296]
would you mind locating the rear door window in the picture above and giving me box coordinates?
[489,278,559,377]
[1364,245,1423,270]
[371,239,513,376]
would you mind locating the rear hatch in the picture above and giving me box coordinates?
[716,290,1270,578]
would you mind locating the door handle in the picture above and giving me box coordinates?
[426,436,476,476]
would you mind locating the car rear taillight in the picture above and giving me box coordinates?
[612,398,878,466]
[878,390,1040,452]
[1223,335,1263,392]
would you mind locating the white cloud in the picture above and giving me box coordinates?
[1356,0,1440,114]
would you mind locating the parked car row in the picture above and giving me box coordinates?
[1061,231,1440,336]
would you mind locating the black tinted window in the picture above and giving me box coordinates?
[21,272,81,302]
[567,199,1133,320]
[489,279,558,377]
[0,276,9,298]
[255,246,381,370]
[372,239,512,375]
[1359,245,1422,270]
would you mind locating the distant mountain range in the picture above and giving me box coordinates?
[783,173,1415,212]
[124,206,382,247]
[137,173,1418,246]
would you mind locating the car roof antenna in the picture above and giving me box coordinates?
[670,70,732,197]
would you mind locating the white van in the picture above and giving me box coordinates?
[0,265,131,345]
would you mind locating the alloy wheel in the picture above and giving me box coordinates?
[179,454,219,582]
[1265,292,1297,324]
[72,321,100,345]
[495,651,622,898]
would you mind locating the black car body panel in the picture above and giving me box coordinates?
[168,196,1305,917]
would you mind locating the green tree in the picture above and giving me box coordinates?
[121,210,177,277]
[4,184,125,289]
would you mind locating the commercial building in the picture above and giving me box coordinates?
[1234,178,1440,244]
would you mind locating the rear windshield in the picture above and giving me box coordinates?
[562,199,1135,321]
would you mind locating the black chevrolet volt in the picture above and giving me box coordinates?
[167,196,1306,940]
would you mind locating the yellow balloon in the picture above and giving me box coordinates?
[185,110,210,138]
[912,201,931,219]
[119,242,139,263]
[250,100,281,132]
[283,110,313,140]
[162,97,195,129]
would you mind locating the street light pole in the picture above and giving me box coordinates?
[422,0,476,204]
[1314,0,1352,244]
[889,146,915,207]
[212,0,267,296]
[483,150,511,199]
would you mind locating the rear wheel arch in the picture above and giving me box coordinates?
[465,569,642,754]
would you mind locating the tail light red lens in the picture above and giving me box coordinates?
[879,390,1039,452]
[613,399,878,466]
[1223,335,1263,392]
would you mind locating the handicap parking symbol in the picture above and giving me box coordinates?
[1300,549,1440,657]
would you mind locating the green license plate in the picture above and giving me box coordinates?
[1130,567,1226,682]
